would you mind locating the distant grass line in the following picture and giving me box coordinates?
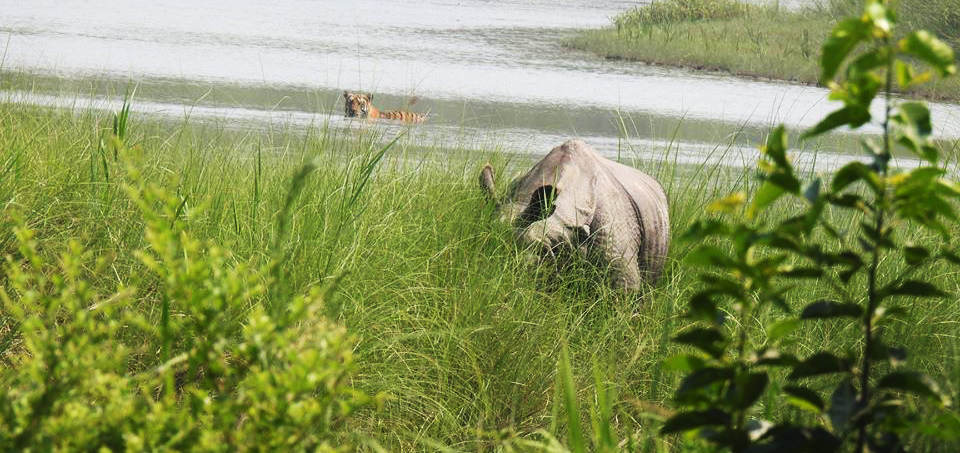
[1,99,959,450]
[568,0,960,103]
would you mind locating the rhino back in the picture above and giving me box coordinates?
[600,158,670,280]
[498,139,669,286]
[539,140,669,282]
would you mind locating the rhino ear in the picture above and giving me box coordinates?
[480,164,496,198]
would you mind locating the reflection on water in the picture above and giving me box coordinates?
[1,0,958,170]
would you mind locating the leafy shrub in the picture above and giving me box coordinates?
[661,0,959,451]
[0,135,382,450]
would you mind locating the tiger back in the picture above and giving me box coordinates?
[343,91,425,123]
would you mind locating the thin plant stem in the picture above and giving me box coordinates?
[857,33,896,453]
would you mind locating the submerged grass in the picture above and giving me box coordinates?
[569,0,960,103]
[1,97,959,450]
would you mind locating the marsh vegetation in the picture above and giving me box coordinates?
[569,0,960,102]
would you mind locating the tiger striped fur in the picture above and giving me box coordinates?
[343,91,425,123]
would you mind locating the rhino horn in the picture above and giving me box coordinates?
[480,164,496,198]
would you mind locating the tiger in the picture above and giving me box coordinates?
[343,91,426,123]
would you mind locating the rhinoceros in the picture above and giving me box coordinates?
[480,139,669,290]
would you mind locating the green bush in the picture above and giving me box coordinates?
[0,139,383,451]
[663,0,960,451]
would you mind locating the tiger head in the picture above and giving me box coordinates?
[343,91,373,118]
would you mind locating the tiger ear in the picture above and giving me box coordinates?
[368,93,374,101]
[343,90,351,98]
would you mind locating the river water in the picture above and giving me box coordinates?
[2,0,959,170]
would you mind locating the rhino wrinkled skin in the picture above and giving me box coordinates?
[481,139,669,290]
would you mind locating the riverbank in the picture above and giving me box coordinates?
[568,0,960,103]
[2,97,959,449]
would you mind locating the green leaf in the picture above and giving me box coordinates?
[673,327,727,359]
[894,167,945,195]
[800,300,863,319]
[749,181,786,219]
[878,372,950,405]
[768,171,802,193]
[762,125,790,169]
[896,102,933,136]
[789,352,852,379]
[935,178,960,197]
[687,291,720,322]
[784,385,826,413]
[846,47,890,77]
[895,61,917,88]
[677,367,735,395]
[828,379,858,433]
[828,193,868,211]
[860,219,894,249]
[820,251,864,268]
[660,409,730,434]
[880,280,948,299]
[767,229,803,250]
[899,30,957,77]
[918,143,939,162]
[821,18,869,82]
[803,106,871,139]
[831,162,879,193]
[903,245,931,265]
[727,372,769,410]
[767,319,801,342]
[924,194,959,221]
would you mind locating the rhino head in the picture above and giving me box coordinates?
[481,139,669,290]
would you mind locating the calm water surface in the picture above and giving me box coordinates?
[2,0,959,170]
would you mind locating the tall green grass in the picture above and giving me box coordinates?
[570,0,960,102]
[823,0,960,45]
[614,0,759,28]
[1,97,958,450]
